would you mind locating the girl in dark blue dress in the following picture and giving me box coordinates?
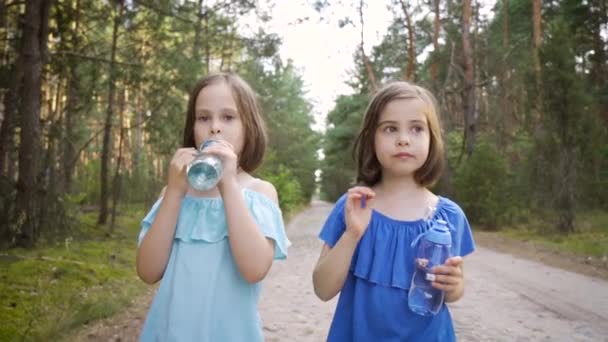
[313,81,475,341]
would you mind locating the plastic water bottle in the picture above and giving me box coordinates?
[408,219,452,316]
[186,139,223,191]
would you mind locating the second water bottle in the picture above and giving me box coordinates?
[407,219,452,316]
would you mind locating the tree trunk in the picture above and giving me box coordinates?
[556,147,576,233]
[532,0,543,125]
[1,3,24,244]
[204,2,210,73]
[431,0,440,86]
[590,0,606,88]
[498,0,511,151]
[440,42,456,131]
[193,0,204,67]
[110,89,126,232]
[62,0,81,194]
[399,0,416,81]
[14,0,52,247]
[132,91,141,176]
[359,0,377,91]
[0,61,21,244]
[0,62,22,179]
[38,78,62,234]
[0,0,6,31]
[98,1,123,225]
[462,0,476,157]
[219,21,235,70]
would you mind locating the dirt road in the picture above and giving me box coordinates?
[72,200,608,341]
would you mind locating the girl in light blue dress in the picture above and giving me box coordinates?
[313,81,475,341]
[136,72,290,341]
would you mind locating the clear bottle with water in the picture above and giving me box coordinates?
[186,139,223,191]
[408,219,452,316]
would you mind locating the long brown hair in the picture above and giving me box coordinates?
[182,72,267,173]
[352,81,445,187]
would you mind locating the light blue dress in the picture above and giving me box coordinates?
[137,188,290,342]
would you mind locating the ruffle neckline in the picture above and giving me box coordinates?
[349,196,458,291]
[141,188,289,259]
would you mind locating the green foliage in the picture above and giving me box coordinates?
[319,93,369,201]
[0,207,146,341]
[501,210,608,258]
[257,155,304,216]
[525,14,596,232]
[73,161,101,206]
[580,142,608,209]
[451,138,511,229]
[241,58,319,202]
[319,0,607,238]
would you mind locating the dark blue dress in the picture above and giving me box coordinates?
[319,194,475,342]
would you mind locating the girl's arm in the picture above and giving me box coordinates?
[312,230,362,301]
[313,187,376,301]
[136,188,182,284]
[136,148,193,284]
[221,178,276,284]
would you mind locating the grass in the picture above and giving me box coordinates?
[0,198,307,342]
[0,205,148,342]
[498,210,608,258]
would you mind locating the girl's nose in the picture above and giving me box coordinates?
[397,134,410,146]
[210,120,221,135]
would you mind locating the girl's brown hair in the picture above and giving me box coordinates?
[353,81,445,187]
[182,72,267,173]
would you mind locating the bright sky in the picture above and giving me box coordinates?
[267,1,393,132]
[260,1,497,132]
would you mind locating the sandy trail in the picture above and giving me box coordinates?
[71,200,608,341]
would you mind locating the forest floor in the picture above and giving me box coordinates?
[67,200,608,341]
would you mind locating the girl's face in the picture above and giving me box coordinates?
[373,98,431,178]
[193,82,244,156]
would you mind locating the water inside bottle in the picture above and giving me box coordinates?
[408,262,444,316]
[187,159,220,191]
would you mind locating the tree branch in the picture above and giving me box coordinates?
[50,50,143,67]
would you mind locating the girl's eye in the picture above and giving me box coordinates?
[197,116,209,122]
[412,125,424,133]
[383,126,397,133]
[223,115,234,121]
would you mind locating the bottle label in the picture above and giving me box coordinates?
[425,273,436,282]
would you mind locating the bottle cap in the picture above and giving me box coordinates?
[424,219,452,245]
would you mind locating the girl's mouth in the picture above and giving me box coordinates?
[394,152,414,158]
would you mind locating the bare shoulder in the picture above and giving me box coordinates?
[249,178,279,204]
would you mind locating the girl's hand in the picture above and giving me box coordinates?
[167,147,197,196]
[430,256,464,300]
[344,186,376,240]
[200,139,238,190]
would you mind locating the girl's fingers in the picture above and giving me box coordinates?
[445,256,463,267]
[347,187,376,208]
[175,148,197,162]
[432,274,459,285]
[432,265,462,278]
[202,139,233,153]
[348,186,376,199]
[346,192,374,210]
[201,144,236,159]
[431,281,458,292]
